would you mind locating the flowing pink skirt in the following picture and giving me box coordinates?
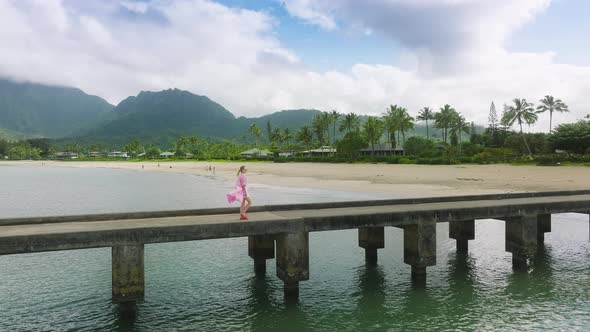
[226,187,245,204]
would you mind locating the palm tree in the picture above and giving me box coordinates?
[330,110,341,145]
[295,125,314,155]
[339,112,361,133]
[449,114,470,155]
[282,127,292,149]
[363,116,384,157]
[502,98,538,155]
[383,105,400,149]
[536,95,568,133]
[271,127,282,146]
[434,104,456,144]
[397,107,415,146]
[175,135,189,151]
[248,123,262,147]
[312,112,331,145]
[417,107,434,139]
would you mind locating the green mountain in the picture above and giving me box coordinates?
[81,89,238,145]
[0,78,114,138]
[76,88,320,147]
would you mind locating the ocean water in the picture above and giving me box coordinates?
[0,165,588,331]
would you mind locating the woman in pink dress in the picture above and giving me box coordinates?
[226,166,252,220]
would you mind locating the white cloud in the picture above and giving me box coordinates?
[0,0,588,133]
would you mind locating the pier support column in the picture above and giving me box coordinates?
[449,220,475,254]
[276,231,309,303]
[248,235,275,275]
[112,244,144,303]
[537,214,551,244]
[358,227,385,265]
[505,215,538,271]
[403,220,436,285]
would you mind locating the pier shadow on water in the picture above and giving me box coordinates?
[245,273,311,332]
[505,245,556,302]
[351,264,387,330]
[112,302,140,332]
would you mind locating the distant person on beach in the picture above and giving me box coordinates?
[226,165,251,220]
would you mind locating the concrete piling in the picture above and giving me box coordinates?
[449,220,475,254]
[358,227,385,265]
[537,214,552,244]
[276,231,309,302]
[403,220,436,285]
[248,235,275,275]
[112,244,145,303]
[505,215,538,271]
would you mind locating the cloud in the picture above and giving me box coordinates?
[0,0,588,133]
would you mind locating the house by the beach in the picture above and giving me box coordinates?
[278,150,297,157]
[159,151,175,158]
[87,151,104,158]
[239,148,273,158]
[107,151,129,158]
[55,152,78,159]
[301,146,337,156]
[359,144,404,156]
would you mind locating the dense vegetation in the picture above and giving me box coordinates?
[0,79,113,138]
[1,79,588,166]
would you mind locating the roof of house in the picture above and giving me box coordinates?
[240,148,272,155]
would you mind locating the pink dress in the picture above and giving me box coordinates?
[226,174,248,204]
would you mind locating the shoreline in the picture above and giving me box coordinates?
[4,160,590,198]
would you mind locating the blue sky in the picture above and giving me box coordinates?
[216,0,400,71]
[219,0,589,69]
[1,0,589,128]
[508,0,590,66]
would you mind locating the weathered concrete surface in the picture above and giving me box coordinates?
[537,214,551,243]
[248,235,275,275]
[276,231,309,301]
[112,244,144,303]
[1,194,590,256]
[404,220,436,283]
[4,190,590,227]
[404,220,436,267]
[358,227,384,264]
[449,220,475,254]
[505,215,538,271]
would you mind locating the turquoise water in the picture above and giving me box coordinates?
[0,165,589,331]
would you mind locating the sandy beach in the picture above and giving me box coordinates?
[4,160,589,198]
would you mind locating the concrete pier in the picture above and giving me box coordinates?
[276,231,309,302]
[505,215,538,271]
[112,244,144,303]
[537,214,551,244]
[248,235,275,275]
[449,220,475,254]
[1,191,590,305]
[358,227,385,265]
[403,220,436,285]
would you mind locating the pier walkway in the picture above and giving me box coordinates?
[1,190,589,302]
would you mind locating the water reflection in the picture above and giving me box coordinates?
[112,302,139,332]
[245,273,311,332]
[353,264,386,329]
[505,245,555,303]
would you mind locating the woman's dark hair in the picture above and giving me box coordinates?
[237,166,246,176]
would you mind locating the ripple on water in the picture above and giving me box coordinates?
[1,167,589,331]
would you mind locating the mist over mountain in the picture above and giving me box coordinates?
[0,79,320,146]
[0,78,114,139]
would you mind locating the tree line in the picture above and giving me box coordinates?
[1,94,588,162]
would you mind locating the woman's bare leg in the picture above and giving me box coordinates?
[240,198,247,216]
[243,197,252,215]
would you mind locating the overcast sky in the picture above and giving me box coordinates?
[1,0,589,130]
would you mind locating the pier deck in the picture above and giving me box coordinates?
[1,190,589,302]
